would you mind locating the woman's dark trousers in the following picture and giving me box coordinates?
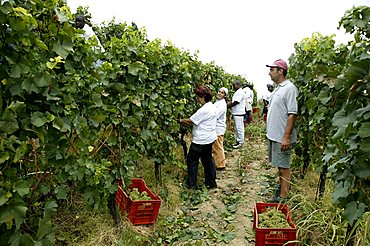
[186,142,217,189]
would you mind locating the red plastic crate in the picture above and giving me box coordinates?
[254,202,297,246]
[116,178,161,225]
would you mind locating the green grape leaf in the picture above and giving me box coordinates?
[0,190,12,206]
[332,109,352,127]
[40,184,51,195]
[43,200,57,218]
[52,40,73,59]
[358,122,370,138]
[0,108,19,134]
[359,137,370,153]
[150,92,158,100]
[8,232,34,246]
[148,120,157,129]
[352,160,370,177]
[332,180,350,203]
[9,64,22,78]
[55,185,68,200]
[13,141,28,163]
[0,151,10,164]
[35,38,49,51]
[52,117,70,132]
[128,61,145,76]
[0,1,12,15]
[37,216,53,243]
[12,180,30,197]
[356,103,370,120]
[317,88,331,104]
[0,201,28,230]
[34,72,51,87]
[31,112,47,127]
[92,93,103,107]
[344,201,366,226]
[55,8,69,23]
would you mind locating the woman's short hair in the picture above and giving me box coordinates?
[194,85,213,102]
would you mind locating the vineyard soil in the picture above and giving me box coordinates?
[54,118,370,245]
[54,121,278,245]
[179,136,273,245]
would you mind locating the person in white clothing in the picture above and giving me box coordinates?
[75,15,105,66]
[212,87,228,170]
[265,59,298,202]
[243,84,254,124]
[262,84,274,121]
[75,15,104,51]
[227,80,246,149]
[180,86,217,189]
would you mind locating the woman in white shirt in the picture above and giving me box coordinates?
[180,86,217,189]
[212,87,228,170]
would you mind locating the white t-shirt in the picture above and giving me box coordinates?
[243,87,254,111]
[263,91,272,102]
[231,88,246,115]
[266,80,298,143]
[214,98,227,136]
[190,102,217,144]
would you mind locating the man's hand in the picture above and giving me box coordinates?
[280,114,297,151]
[280,136,291,151]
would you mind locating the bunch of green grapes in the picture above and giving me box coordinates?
[258,207,291,228]
[127,188,151,201]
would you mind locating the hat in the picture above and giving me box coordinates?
[220,87,228,96]
[266,59,288,71]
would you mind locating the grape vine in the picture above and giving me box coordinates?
[289,5,370,233]
[0,0,248,244]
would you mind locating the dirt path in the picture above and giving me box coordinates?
[183,135,274,245]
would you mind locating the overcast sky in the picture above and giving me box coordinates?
[67,0,369,97]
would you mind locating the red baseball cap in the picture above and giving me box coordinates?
[266,59,288,71]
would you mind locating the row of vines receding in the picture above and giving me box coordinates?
[289,5,370,243]
[0,0,249,244]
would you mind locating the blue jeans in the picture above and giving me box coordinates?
[186,142,217,189]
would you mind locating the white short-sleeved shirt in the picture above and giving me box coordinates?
[243,87,254,111]
[82,25,105,52]
[214,98,227,136]
[190,102,217,144]
[231,88,246,115]
[266,80,298,143]
[263,91,272,102]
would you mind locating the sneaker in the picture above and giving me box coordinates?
[232,142,243,149]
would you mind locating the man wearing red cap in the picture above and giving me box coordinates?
[265,59,298,202]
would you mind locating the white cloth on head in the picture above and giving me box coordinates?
[220,87,228,96]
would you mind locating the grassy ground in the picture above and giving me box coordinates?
[53,113,370,246]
